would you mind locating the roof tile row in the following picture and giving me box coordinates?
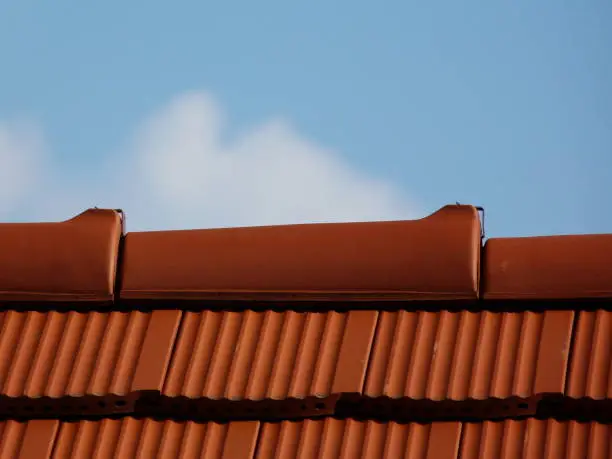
[2,418,610,459]
[0,308,609,420]
[2,206,612,305]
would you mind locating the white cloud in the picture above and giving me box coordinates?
[0,120,46,215]
[2,91,418,230]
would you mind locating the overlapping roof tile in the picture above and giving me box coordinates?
[53,418,260,459]
[0,209,122,305]
[257,419,461,459]
[461,419,612,459]
[0,310,180,417]
[120,205,481,303]
[160,310,377,419]
[359,310,573,419]
[0,420,58,459]
[484,234,612,300]
[561,309,612,422]
[567,310,612,401]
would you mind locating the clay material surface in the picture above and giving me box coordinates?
[0,209,122,304]
[461,419,612,459]
[0,310,181,417]
[567,310,612,399]
[0,420,58,459]
[257,419,462,459]
[484,234,612,300]
[52,418,259,458]
[364,310,573,402]
[162,310,377,418]
[121,205,481,302]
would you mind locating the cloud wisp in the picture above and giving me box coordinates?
[1,92,418,230]
[0,120,47,216]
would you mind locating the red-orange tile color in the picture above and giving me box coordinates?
[0,420,58,459]
[3,419,612,458]
[52,418,259,458]
[163,310,377,400]
[365,310,573,400]
[257,419,461,459]
[567,310,612,399]
[0,209,122,304]
[121,205,481,302]
[4,202,612,447]
[484,234,612,300]
[0,310,180,403]
[461,419,612,458]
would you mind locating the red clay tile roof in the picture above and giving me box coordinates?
[0,420,58,459]
[1,204,612,457]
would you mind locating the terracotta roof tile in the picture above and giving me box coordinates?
[120,205,481,303]
[0,209,122,305]
[52,419,259,459]
[461,419,612,459]
[567,310,612,400]
[0,310,180,417]
[233,419,461,459]
[484,235,612,300]
[361,310,573,419]
[0,420,58,459]
[161,310,377,418]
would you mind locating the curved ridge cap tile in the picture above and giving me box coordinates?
[120,204,481,301]
[484,234,612,300]
[0,208,123,303]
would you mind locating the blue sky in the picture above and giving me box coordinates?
[1,2,610,236]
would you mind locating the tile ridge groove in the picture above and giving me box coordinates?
[48,420,64,458]
[159,312,188,397]
[359,310,383,399]
[564,309,581,393]
[250,419,267,459]
[530,311,546,394]
[456,421,467,459]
